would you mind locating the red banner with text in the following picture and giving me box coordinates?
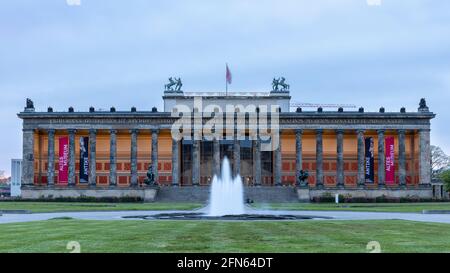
[58,136,69,184]
[385,136,395,184]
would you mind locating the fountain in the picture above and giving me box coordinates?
[122,158,331,221]
[208,157,245,216]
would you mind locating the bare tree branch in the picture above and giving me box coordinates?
[431,145,450,179]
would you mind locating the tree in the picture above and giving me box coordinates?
[440,170,450,192]
[431,145,450,179]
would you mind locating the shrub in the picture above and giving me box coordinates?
[310,195,445,203]
[440,169,450,192]
[0,196,143,203]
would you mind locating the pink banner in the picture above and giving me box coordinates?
[58,136,69,184]
[385,136,395,184]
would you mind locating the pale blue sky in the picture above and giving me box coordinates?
[1,0,449,175]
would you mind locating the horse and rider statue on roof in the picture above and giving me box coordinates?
[272,77,290,92]
[165,77,183,91]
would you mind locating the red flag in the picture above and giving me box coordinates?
[385,136,395,184]
[58,136,69,184]
[226,64,232,84]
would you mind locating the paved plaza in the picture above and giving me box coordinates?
[1,208,449,225]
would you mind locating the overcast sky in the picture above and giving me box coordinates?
[1,0,449,175]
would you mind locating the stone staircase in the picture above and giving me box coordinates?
[155,186,300,203]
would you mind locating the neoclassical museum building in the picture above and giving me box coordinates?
[18,85,437,202]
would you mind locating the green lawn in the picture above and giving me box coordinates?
[0,219,449,252]
[0,202,202,213]
[1,201,450,213]
[252,202,450,213]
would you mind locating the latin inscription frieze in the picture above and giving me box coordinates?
[22,117,429,127]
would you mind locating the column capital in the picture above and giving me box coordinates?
[47,129,56,135]
[356,129,365,134]
[419,128,431,132]
[152,128,160,134]
[129,129,139,134]
[377,129,385,134]
[110,129,117,134]
[68,129,77,134]
[398,129,406,134]
[335,129,344,134]
[295,129,303,135]
[89,129,97,134]
[316,129,323,134]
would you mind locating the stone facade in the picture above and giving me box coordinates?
[17,91,437,201]
[21,186,158,202]
[304,187,434,200]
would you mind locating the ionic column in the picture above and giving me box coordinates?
[151,129,159,184]
[47,129,55,186]
[377,130,385,187]
[295,129,303,186]
[172,138,179,186]
[233,138,240,177]
[336,129,344,187]
[253,138,261,186]
[419,129,431,186]
[398,130,407,187]
[316,129,324,187]
[68,129,76,187]
[274,133,282,186]
[130,129,139,187]
[109,129,117,187]
[89,129,97,187]
[357,129,365,187]
[192,140,200,186]
[213,138,220,176]
[21,129,35,186]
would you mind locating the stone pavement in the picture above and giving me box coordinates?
[0,208,449,224]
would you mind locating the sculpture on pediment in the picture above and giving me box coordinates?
[419,98,427,109]
[272,77,289,91]
[26,98,34,109]
[418,98,429,112]
[165,77,182,91]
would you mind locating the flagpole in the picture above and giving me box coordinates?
[225,63,228,96]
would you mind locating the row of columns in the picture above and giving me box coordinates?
[23,128,432,187]
[35,129,162,187]
[295,129,431,187]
